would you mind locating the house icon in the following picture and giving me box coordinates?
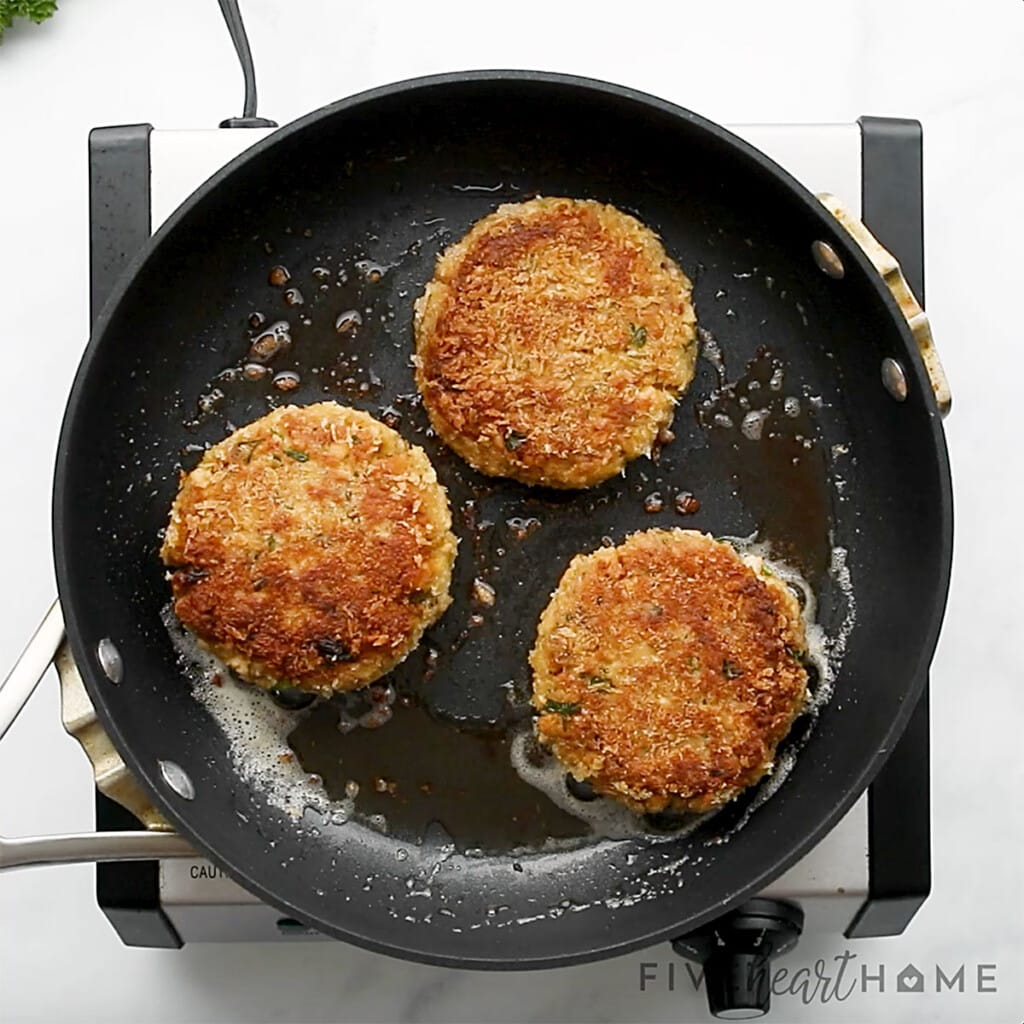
[897,964,925,993]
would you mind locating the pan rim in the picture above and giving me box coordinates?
[52,69,953,967]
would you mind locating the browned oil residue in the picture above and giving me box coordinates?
[698,348,831,579]
[288,701,587,850]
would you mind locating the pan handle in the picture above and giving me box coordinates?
[0,600,65,743]
[817,192,951,417]
[0,831,194,871]
[0,600,194,871]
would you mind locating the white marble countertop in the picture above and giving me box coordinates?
[1,1,1022,1021]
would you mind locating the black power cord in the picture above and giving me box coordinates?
[217,0,277,128]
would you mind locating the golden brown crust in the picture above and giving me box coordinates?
[529,530,808,813]
[160,403,457,695]
[414,197,697,489]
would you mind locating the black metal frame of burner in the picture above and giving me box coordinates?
[86,116,931,951]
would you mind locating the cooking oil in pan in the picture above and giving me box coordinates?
[695,341,833,579]
[165,215,857,858]
[161,604,348,824]
[289,701,590,850]
[163,602,603,852]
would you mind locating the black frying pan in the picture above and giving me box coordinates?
[50,72,951,967]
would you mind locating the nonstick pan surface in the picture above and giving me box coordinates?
[53,72,952,966]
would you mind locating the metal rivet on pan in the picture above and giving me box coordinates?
[158,760,196,801]
[881,357,908,402]
[96,638,123,684]
[811,240,845,279]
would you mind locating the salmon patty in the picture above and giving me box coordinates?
[529,529,809,814]
[161,402,457,695]
[414,197,697,489]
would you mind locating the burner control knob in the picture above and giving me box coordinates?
[671,898,804,1020]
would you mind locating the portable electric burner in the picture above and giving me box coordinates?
[68,116,932,1019]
